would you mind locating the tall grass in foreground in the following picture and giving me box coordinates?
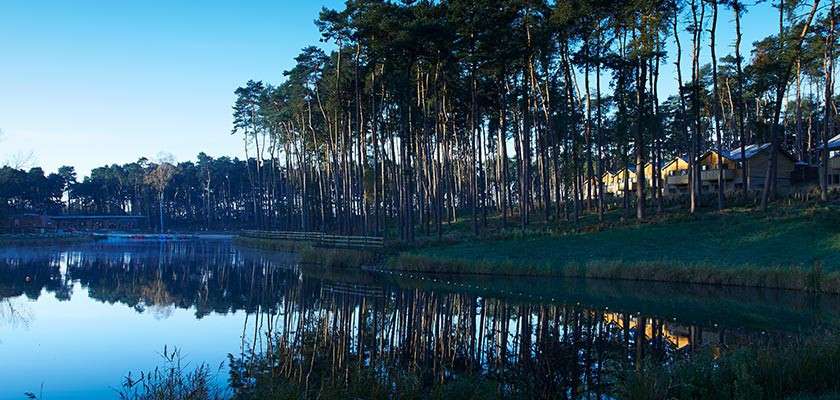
[618,336,840,400]
[118,347,226,400]
[120,336,840,399]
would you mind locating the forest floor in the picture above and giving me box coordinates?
[387,203,840,292]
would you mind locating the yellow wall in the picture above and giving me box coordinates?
[700,151,738,170]
[661,158,689,178]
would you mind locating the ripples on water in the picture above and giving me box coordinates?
[0,240,838,399]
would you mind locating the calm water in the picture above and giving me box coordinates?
[1,240,839,399]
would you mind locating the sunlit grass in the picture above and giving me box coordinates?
[391,205,840,292]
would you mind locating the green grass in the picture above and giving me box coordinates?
[389,206,840,292]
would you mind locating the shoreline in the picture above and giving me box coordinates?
[236,206,840,294]
[0,232,104,246]
[235,234,840,294]
[383,254,839,294]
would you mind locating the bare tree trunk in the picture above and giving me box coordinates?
[673,0,691,204]
[710,0,725,210]
[761,0,820,210]
[823,0,836,201]
[596,30,606,221]
[734,1,749,196]
[690,0,705,214]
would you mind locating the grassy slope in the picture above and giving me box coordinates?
[419,210,840,269]
[390,206,840,291]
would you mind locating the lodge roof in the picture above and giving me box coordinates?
[698,143,795,163]
[817,133,840,151]
[725,143,772,161]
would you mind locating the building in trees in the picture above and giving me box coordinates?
[661,157,691,197]
[818,134,840,189]
[688,144,797,193]
[51,215,147,231]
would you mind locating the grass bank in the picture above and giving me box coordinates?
[388,206,840,293]
[0,232,102,246]
[233,235,379,268]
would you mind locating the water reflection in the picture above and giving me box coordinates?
[0,241,838,398]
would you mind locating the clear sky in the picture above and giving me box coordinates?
[0,0,342,176]
[0,1,777,177]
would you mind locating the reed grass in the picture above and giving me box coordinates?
[388,254,840,293]
[617,336,840,400]
[234,235,380,268]
[118,347,225,400]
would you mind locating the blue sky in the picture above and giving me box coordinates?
[0,1,777,177]
[0,0,342,176]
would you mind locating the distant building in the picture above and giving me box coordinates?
[817,133,840,189]
[1,214,147,232]
[0,213,54,232]
[594,144,797,198]
[723,143,797,191]
[50,215,147,231]
[661,143,796,195]
[661,156,691,196]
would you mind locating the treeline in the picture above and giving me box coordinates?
[229,0,839,240]
[5,1,839,238]
[0,154,263,230]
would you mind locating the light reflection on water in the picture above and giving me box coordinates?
[0,240,838,399]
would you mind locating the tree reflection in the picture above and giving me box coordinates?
[228,279,791,399]
[0,242,837,397]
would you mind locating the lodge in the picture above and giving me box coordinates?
[818,133,840,189]
[597,143,798,198]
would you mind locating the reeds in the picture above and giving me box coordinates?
[617,336,840,400]
[234,235,380,268]
[297,246,379,268]
[387,254,840,293]
[118,347,225,400]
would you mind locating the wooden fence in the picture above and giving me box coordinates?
[320,281,384,297]
[240,230,384,250]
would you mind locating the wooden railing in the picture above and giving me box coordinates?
[240,230,384,249]
[700,169,736,181]
[320,282,384,297]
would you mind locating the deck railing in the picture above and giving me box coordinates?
[240,230,385,249]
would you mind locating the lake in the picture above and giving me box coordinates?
[1,240,838,399]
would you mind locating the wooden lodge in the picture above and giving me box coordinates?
[595,143,796,198]
[818,133,840,189]
[659,144,796,195]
